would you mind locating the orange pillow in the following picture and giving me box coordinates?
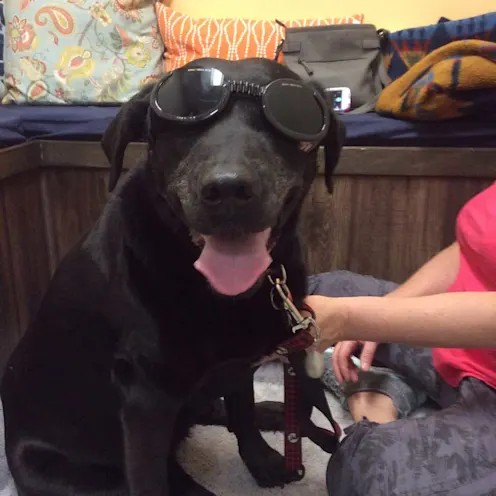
[154,4,364,72]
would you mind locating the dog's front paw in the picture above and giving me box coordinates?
[240,435,301,488]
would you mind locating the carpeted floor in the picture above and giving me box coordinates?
[0,397,17,496]
[178,362,353,495]
[0,361,352,496]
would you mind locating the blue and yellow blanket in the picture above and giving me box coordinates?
[376,40,496,121]
[383,12,496,80]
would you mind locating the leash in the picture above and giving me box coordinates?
[266,265,341,480]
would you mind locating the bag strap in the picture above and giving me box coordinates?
[377,28,392,87]
[348,99,378,114]
[348,36,392,114]
[274,19,287,61]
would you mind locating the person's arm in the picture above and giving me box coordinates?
[308,241,461,346]
[313,290,496,352]
[310,240,496,350]
[339,241,487,347]
[329,242,461,377]
[386,241,460,298]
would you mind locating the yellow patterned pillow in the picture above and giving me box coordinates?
[2,0,164,104]
[155,4,364,72]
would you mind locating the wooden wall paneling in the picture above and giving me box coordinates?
[2,171,51,336]
[424,178,451,255]
[325,177,354,270]
[348,177,395,279]
[0,184,20,370]
[402,177,431,281]
[41,168,109,268]
[402,177,491,280]
[441,177,492,248]
[299,176,353,274]
[384,177,410,283]
[299,175,493,284]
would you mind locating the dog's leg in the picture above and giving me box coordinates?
[224,377,290,488]
[114,357,180,496]
[196,398,286,433]
[121,400,178,496]
[169,459,216,496]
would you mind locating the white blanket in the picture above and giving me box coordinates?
[179,362,353,495]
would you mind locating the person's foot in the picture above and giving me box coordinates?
[321,347,427,420]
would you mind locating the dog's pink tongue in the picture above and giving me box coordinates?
[194,229,272,296]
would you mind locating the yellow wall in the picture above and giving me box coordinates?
[170,0,493,32]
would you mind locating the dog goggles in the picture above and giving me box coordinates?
[150,66,330,144]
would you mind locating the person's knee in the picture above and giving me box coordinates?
[326,421,380,496]
[308,271,397,298]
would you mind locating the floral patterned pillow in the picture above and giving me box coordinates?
[2,0,164,104]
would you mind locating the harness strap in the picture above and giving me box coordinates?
[289,352,341,450]
[283,363,304,476]
[265,264,341,479]
[275,333,341,478]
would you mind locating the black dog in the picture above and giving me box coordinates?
[1,57,345,496]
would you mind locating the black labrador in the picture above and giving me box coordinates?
[1,57,345,496]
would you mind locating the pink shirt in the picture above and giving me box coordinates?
[433,182,496,389]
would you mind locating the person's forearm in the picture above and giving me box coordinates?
[339,291,496,348]
[387,242,460,298]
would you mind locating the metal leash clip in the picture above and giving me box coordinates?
[268,265,325,379]
[268,265,320,342]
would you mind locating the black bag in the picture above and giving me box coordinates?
[279,23,391,113]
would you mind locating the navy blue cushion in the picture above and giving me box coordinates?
[0,105,495,150]
[2,105,120,140]
[0,106,27,148]
[341,113,496,148]
[0,105,122,149]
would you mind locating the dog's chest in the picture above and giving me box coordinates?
[131,260,304,399]
[158,300,289,397]
[184,311,284,359]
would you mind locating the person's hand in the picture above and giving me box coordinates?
[332,340,378,384]
[304,295,347,352]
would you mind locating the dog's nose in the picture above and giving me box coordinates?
[200,167,256,205]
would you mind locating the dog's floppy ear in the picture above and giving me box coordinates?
[101,85,154,192]
[322,111,346,194]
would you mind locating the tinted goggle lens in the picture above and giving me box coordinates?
[263,80,326,141]
[153,67,228,121]
[151,67,328,142]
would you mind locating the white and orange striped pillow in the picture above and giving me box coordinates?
[154,4,364,72]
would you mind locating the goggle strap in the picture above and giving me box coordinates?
[228,80,264,97]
